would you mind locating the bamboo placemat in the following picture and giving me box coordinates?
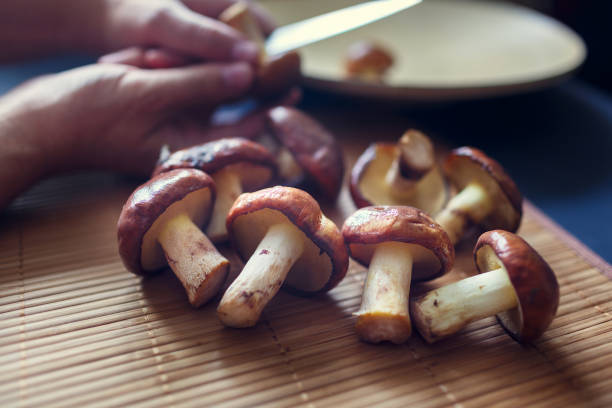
[1,152,612,407]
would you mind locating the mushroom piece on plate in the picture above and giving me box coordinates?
[217,186,348,328]
[117,169,229,307]
[344,40,394,82]
[411,230,559,343]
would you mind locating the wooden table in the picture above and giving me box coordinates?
[1,107,611,407]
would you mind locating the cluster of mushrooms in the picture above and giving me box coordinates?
[117,106,347,328]
[116,2,558,343]
[347,131,559,344]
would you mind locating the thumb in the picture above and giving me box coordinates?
[134,62,254,111]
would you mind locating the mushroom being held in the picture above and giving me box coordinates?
[220,2,301,99]
[217,186,348,328]
[117,169,229,307]
[435,147,523,244]
[411,230,559,343]
[153,138,277,243]
[350,129,447,215]
[342,206,454,344]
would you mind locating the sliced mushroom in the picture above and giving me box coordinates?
[435,147,523,244]
[153,138,277,243]
[344,41,394,82]
[342,206,454,344]
[264,106,345,201]
[217,186,348,327]
[411,230,559,343]
[220,2,301,99]
[350,129,448,215]
[117,169,229,307]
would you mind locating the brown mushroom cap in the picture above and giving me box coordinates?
[253,51,302,99]
[152,138,276,191]
[267,107,344,201]
[342,206,454,281]
[226,186,348,295]
[345,41,394,77]
[350,143,448,214]
[117,169,215,275]
[444,147,523,232]
[474,230,559,342]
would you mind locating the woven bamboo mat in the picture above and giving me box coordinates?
[1,165,611,407]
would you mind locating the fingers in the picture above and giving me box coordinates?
[99,47,148,67]
[182,0,277,35]
[148,7,259,63]
[99,47,191,69]
[133,62,254,111]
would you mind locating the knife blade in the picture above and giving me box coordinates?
[265,0,422,56]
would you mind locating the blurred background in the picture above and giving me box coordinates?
[1,0,610,262]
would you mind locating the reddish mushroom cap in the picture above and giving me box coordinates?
[117,169,215,275]
[350,143,448,214]
[474,230,559,342]
[342,206,454,281]
[152,138,277,191]
[344,41,394,78]
[226,186,349,295]
[444,147,523,232]
[267,107,344,201]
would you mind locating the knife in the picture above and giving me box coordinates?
[265,0,422,56]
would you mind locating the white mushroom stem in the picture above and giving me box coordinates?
[355,241,413,344]
[411,267,519,343]
[384,157,419,193]
[277,147,303,183]
[217,222,305,328]
[435,181,493,244]
[206,168,243,243]
[158,213,230,307]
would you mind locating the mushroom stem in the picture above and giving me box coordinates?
[355,241,413,344]
[206,168,243,243]
[411,267,519,343]
[435,181,493,244]
[384,157,418,194]
[217,222,305,327]
[277,147,303,184]
[157,213,230,307]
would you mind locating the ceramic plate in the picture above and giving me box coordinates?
[261,0,586,101]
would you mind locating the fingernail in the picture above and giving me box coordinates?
[223,63,253,90]
[232,41,260,62]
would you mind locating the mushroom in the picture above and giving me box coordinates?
[260,106,344,202]
[411,230,559,343]
[350,129,448,215]
[342,206,454,344]
[217,186,348,328]
[344,40,394,81]
[117,169,229,307]
[220,2,301,99]
[152,138,277,243]
[434,147,523,244]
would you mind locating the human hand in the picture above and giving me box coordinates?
[0,0,275,63]
[0,61,297,208]
[95,0,276,65]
